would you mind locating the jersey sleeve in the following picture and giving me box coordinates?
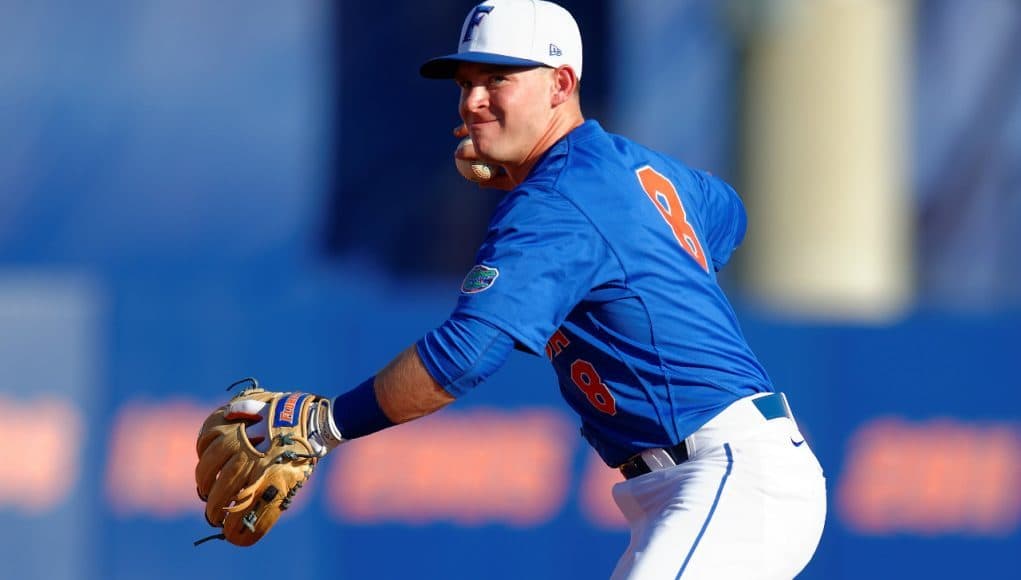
[695,170,748,271]
[452,185,615,356]
[416,313,515,398]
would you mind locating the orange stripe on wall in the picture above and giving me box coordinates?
[579,449,626,529]
[325,408,576,526]
[0,395,83,513]
[106,399,210,518]
[838,417,1021,535]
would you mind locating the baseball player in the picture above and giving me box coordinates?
[196,0,826,577]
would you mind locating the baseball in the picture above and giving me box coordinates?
[455,137,498,182]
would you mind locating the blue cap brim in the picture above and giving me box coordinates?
[419,51,547,79]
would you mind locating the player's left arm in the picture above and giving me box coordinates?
[194,316,513,546]
[372,345,456,423]
[330,350,456,434]
[331,313,515,434]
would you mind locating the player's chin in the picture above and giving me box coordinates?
[470,139,501,164]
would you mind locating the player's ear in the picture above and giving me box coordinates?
[550,66,578,107]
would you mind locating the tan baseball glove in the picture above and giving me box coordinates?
[194,378,343,546]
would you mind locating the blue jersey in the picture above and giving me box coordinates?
[453,120,772,466]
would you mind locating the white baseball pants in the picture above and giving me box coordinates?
[610,393,827,580]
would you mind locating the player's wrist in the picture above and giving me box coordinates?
[330,375,397,439]
[308,397,345,457]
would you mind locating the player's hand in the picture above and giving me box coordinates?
[453,124,516,191]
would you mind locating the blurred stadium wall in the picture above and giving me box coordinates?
[0,1,1018,579]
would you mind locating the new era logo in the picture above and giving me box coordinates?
[549,43,562,56]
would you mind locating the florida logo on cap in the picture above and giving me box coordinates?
[462,5,494,42]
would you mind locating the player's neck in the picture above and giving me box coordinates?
[507,109,585,184]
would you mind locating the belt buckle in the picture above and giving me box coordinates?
[640,447,677,471]
[620,438,693,479]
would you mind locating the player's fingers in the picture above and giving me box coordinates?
[454,136,476,160]
[453,124,468,138]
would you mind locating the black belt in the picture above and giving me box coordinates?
[618,392,793,480]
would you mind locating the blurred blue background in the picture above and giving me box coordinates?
[1,0,1019,578]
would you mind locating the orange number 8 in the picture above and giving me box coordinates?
[636,165,709,272]
[570,359,617,415]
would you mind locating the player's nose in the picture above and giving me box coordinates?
[461,84,489,112]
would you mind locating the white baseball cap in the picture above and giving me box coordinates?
[420,0,583,80]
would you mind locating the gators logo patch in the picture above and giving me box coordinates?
[460,264,499,294]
